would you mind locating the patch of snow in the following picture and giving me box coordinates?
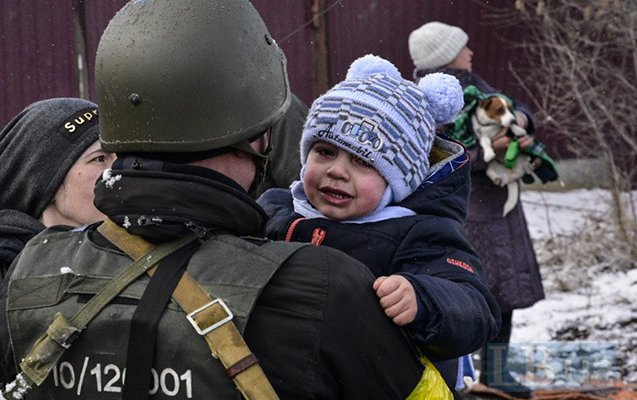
[101,169,122,189]
[506,188,637,388]
[2,373,31,399]
[59,267,74,275]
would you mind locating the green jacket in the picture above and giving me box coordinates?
[447,85,558,184]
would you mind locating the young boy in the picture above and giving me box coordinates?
[258,55,501,396]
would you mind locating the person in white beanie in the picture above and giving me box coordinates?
[259,54,501,399]
[408,21,542,398]
[408,21,470,72]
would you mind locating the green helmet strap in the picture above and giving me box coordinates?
[230,135,271,197]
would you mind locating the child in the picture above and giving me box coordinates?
[258,55,500,396]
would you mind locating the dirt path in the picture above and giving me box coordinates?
[461,383,637,399]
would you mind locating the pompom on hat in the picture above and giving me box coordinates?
[408,22,468,70]
[300,54,463,203]
[0,98,100,218]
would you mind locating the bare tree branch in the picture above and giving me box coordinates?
[497,0,636,248]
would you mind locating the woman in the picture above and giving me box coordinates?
[0,98,116,276]
[408,21,544,398]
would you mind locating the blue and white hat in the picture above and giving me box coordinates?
[300,54,463,202]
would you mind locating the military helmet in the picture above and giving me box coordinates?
[95,0,291,153]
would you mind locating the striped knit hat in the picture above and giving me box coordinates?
[300,54,463,202]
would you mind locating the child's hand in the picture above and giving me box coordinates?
[373,275,417,326]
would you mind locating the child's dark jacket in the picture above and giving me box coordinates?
[258,137,501,361]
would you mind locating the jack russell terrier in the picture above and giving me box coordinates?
[471,95,537,216]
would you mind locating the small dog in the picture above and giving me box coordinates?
[471,95,527,163]
[471,95,535,216]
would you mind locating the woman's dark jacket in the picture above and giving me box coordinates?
[0,210,44,278]
[258,137,501,361]
[417,67,545,312]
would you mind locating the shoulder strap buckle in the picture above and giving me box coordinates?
[186,298,234,335]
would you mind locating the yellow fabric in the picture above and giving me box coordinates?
[428,145,451,165]
[405,357,454,400]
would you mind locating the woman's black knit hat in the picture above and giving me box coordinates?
[0,98,100,217]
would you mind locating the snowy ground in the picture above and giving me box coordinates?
[503,188,637,390]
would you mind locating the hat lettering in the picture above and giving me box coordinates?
[64,122,77,133]
[63,109,98,134]
[314,124,374,159]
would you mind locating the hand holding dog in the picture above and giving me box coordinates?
[512,111,535,148]
[373,275,418,326]
[492,133,511,161]
[518,133,534,149]
[514,110,529,128]
[492,132,534,161]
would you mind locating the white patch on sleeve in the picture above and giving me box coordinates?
[3,372,31,398]
[60,267,74,275]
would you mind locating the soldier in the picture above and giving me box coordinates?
[1,1,428,399]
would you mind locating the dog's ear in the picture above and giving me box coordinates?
[479,98,493,108]
[481,98,500,115]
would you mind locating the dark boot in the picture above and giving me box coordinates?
[479,312,533,399]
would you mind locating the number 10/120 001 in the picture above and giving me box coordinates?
[51,358,193,398]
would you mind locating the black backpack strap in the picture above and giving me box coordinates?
[123,240,200,400]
